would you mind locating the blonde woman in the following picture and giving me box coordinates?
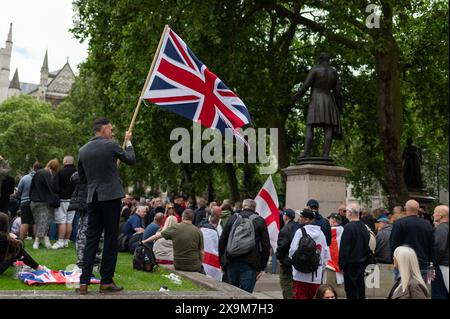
[30,159,60,249]
[387,246,429,299]
[150,215,177,264]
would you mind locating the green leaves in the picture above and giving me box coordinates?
[0,96,76,176]
[65,0,448,203]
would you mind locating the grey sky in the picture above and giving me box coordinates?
[0,0,88,84]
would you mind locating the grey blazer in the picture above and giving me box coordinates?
[388,278,429,299]
[78,136,136,203]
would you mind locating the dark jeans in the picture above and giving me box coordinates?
[227,259,257,293]
[0,247,39,275]
[49,222,58,240]
[80,195,121,285]
[343,263,366,299]
[431,266,449,299]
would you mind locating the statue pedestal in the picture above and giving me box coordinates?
[408,189,435,212]
[282,164,351,216]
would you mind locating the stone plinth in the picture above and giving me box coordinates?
[409,190,435,212]
[282,164,351,216]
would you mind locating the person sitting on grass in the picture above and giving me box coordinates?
[143,209,204,272]
[0,212,47,275]
[143,215,177,264]
[122,205,146,237]
[161,202,181,227]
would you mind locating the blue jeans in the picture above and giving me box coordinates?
[227,260,257,293]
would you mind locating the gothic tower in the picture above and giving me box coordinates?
[38,49,49,101]
[0,23,13,102]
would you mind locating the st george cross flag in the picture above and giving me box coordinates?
[254,175,280,252]
[142,26,251,135]
[200,227,222,282]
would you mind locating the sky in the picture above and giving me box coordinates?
[0,0,88,84]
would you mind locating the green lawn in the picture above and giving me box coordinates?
[0,240,203,292]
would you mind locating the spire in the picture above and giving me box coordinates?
[8,68,20,89]
[41,49,49,72]
[7,23,12,43]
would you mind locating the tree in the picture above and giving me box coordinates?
[70,0,448,207]
[0,95,75,176]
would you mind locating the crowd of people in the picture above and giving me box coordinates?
[0,118,448,300]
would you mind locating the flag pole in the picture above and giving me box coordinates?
[117,24,169,165]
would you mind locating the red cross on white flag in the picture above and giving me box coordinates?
[254,175,280,252]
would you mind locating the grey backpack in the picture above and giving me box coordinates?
[226,213,259,258]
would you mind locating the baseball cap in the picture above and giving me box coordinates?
[300,208,315,220]
[306,199,319,209]
[377,215,390,223]
[328,212,342,222]
[283,209,296,220]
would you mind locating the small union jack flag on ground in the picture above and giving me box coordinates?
[142,27,252,135]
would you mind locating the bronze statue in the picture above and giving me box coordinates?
[293,52,343,160]
[402,138,425,190]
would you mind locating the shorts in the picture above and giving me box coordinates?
[54,200,76,224]
[20,204,34,225]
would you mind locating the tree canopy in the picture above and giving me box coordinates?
[18,0,445,207]
[0,95,76,176]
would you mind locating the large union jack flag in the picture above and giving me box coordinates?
[142,27,251,133]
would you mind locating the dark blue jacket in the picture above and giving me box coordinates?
[313,211,332,246]
[390,215,434,268]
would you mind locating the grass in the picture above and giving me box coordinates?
[0,240,204,292]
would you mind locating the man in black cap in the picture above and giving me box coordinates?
[307,199,331,246]
[289,208,329,299]
[276,208,300,299]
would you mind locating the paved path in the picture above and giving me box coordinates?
[252,273,283,299]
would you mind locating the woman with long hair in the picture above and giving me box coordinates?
[30,159,60,249]
[0,212,46,275]
[152,215,177,264]
[162,203,181,226]
[314,284,338,299]
[388,246,429,299]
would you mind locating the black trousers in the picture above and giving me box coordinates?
[0,247,39,275]
[343,263,366,299]
[80,194,121,285]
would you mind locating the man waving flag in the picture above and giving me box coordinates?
[254,175,280,252]
[142,26,251,137]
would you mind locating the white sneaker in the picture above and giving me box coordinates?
[32,241,40,250]
[44,237,52,249]
[64,240,69,248]
[52,240,65,250]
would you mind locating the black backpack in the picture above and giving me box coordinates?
[291,227,321,276]
[128,232,144,254]
[133,243,158,272]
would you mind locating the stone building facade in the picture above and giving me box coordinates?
[0,23,75,106]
